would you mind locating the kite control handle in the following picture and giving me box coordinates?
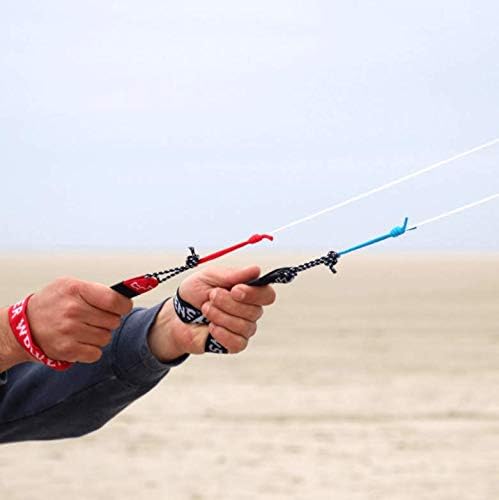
[246,268,298,286]
[111,276,160,298]
[110,265,281,356]
[110,233,274,297]
[109,233,274,354]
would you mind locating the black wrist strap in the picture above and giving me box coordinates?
[173,290,209,325]
[173,290,228,354]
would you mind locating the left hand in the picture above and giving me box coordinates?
[148,266,276,361]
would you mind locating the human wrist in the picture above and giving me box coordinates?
[147,300,188,362]
[0,307,31,371]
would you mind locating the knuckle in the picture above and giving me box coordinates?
[206,306,222,324]
[99,331,113,346]
[80,348,101,363]
[112,296,132,315]
[64,301,80,319]
[63,278,81,296]
[213,326,246,353]
[267,287,277,305]
[118,298,133,315]
[56,340,74,359]
[109,316,122,330]
[106,294,120,312]
[251,307,264,322]
[55,276,72,287]
[89,349,103,363]
[124,299,133,314]
[60,319,76,336]
[247,322,257,338]
[231,336,248,354]
[213,289,228,308]
[211,325,230,349]
[234,317,248,334]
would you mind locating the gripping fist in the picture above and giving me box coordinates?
[148,266,276,360]
[25,277,133,363]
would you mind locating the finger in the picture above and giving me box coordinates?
[79,281,133,316]
[67,302,123,331]
[202,303,257,340]
[77,325,113,348]
[203,266,261,289]
[71,345,104,364]
[230,284,276,306]
[86,312,122,332]
[208,288,263,322]
[208,323,249,354]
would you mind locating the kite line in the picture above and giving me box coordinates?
[409,193,499,230]
[269,137,499,235]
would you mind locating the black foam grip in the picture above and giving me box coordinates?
[111,282,140,299]
[246,267,295,286]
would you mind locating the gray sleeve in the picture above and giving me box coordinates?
[0,301,189,443]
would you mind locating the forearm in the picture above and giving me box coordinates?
[0,303,188,443]
[0,265,274,444]
[0,307,30,373]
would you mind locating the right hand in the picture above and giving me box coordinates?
[25,277,133,364]
[148,266,276,361]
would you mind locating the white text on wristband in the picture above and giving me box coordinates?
[8,295,72,371]
[173,290,228,354]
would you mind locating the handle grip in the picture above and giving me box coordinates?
[111,275,159,298]
[205,270,287,352]
[111,269,285,356]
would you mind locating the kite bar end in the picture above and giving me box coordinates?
[248,234,274,244]
[112,275,160,298]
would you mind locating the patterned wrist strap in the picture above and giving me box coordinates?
[173,291,209,325]
[8,295,72,371]
[173,290,228,354]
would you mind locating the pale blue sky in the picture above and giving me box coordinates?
[1,1,498,252]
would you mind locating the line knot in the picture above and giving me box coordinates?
[186,247,200,268]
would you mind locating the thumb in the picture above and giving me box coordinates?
[206,266,261,289]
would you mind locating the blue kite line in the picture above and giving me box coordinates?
[338,217,410,256]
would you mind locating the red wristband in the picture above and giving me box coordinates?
[8,295,72,371]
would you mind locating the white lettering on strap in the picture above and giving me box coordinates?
[8,294,71,372]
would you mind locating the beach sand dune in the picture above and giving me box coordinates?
[1,253,498,500]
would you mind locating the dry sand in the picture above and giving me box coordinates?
[0,253,498,500]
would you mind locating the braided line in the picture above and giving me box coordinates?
[290,251,339,276]
[149,247,200,284]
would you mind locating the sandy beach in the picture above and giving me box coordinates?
[1,252,498,500]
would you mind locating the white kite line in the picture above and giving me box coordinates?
[410,193,499,230]
[269,137,499,235]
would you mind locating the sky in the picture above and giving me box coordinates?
[1,1,498,253]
